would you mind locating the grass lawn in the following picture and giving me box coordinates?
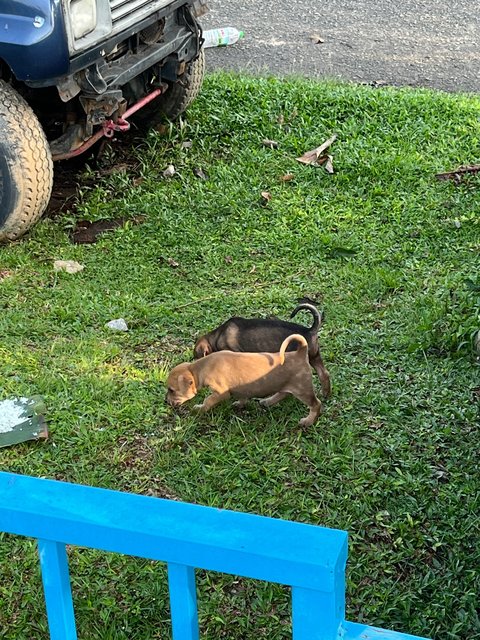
[0,73,479,640]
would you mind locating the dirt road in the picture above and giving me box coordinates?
[201,0,480,93]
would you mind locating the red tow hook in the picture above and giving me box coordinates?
[52,87,164,161]
[102,116,130,138]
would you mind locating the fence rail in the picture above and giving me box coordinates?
[0,472,429,640]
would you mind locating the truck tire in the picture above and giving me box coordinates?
[159,49,205,119]
[135,50,205,128]
[0,81,53,242]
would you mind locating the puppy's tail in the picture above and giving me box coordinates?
[290,303,323,333]
[279,334,308,365]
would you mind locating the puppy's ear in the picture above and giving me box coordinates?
[179,373,197,394]
[194,337,211,358]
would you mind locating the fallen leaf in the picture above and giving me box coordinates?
[53,260,84,274]
[324,155,334,174]
[261,191,272,204]
[280,173,294,182]
[133,177,144,187]
[262,139,279,149]
[163,164,175,178]
[296,134,337,166]
[193,167,208,180]
[436,164,480,181]
[100,163,128,176]
[71,217,144,244]
[0,270,12,280]
[225,256,233,264]
[167,258,179,268]
[433,468,448,482]
[155,124,169,135]
[310,33,324,44]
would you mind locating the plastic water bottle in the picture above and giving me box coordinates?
[202,27,244,48]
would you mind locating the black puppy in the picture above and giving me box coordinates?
[193,303,331,397]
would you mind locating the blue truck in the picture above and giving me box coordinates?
[0,0,207,241]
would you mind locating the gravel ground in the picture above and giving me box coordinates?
[200,0,480,93]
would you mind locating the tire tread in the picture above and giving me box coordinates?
[0,80,53,242]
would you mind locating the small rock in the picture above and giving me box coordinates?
[106,318,129,332]
[163,164,176,178]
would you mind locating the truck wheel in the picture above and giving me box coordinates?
[135,50,205,128]
[0,81,53,242]
[159,49,205,119]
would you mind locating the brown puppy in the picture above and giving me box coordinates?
[166,334,322,427]
[193,303,331,397]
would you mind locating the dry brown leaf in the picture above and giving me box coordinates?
[167,258,179,268]
[53,260,84,274]
[155,124,169,135]
[225,256,233,264]
[133,177,144,187]
[324,155,334,174]
[193,167,208,180]
[296,134,337,166]
[0,270,12,281]
[100,163,128,176]
[262,139,279,149]
[436,164,480,181]
[280,173,295,182]
[261,191,272,204]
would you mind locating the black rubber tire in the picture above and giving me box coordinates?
[135,50,205,128]
[0,80,53,242]
[161,49,205,119]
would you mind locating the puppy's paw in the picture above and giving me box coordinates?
[192,403,206,413]
[232,400,248,410]
[298,417,313,428]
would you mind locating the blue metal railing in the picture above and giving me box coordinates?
[0,472,429,640]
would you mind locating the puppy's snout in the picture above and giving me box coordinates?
[166,388,177,407]
[166,389,183,409]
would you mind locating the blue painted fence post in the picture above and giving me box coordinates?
[291,539,346,640]
[167,563,199,640]
[37,539,77,640]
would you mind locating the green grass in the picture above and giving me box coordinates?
[1,73,480,640]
